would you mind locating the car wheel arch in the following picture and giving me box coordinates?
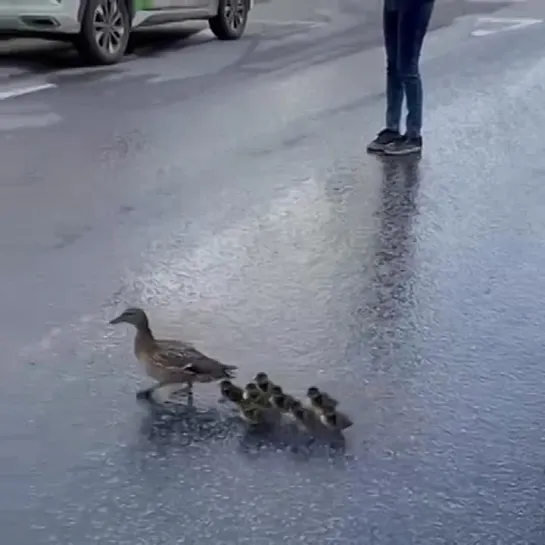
[77,0,135,24]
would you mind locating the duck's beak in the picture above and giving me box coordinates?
[109,314,124,325]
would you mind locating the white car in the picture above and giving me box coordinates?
[0,0,253,65]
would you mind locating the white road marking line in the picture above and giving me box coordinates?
[471,16,543,37]
[0,82,56,101]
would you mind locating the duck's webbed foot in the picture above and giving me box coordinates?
[136,382,191,404]
[161,382,194,406]
[185,384,194,407]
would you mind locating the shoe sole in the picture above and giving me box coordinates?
[383,147,422,156]
[367,142,398,154]
[367,146,386,154]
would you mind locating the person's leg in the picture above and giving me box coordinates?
[383,2,434,155]
[367,6,403,153]
[402,2,434,138]
[384,7,404,133]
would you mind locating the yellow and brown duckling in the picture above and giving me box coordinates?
[220,381,249,407]
[290,401,323,433]
[219,381,265,424]
[228,382,281,426]
[109,307,237,400]
[307,386,338,415]
[270,392,300,427]
[240,405,265,426]
[219,379,244,403]
[270,385,284,399]
[254,372,283,400]
[270,392,295,412]
[290,400,349,452]
[243,382,271,406]
[319,406,353,431]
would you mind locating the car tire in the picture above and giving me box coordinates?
[77,0,130,65]
[209,0,249,41]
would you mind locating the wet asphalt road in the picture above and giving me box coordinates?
[2,0,545,543]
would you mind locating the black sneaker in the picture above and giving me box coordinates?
[367,129,401,153]
[383,135,422,156]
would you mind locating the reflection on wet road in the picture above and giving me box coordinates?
[2,1,545,544]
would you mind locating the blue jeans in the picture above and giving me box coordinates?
[384,3,434,137]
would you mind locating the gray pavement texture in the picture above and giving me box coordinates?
[2,0,545,544]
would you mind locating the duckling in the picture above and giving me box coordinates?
[290,403,322,433]
[243,382,258,399]
[240,405,264,426]
[270,393,300,425]
[220,383,262,422]
[270,384,284,397]
[222,382,244,404]
[219,379,244,404]
[290,399,303,412]
[243,384,262,403]
[254,372,281,400]
[319,406,353,431]
[270,392,294,412]
[308,392,334,415]
[244,382,270,406]
[234,392,280,427]
[109,307,237,400]
[307,386,338,415]
[290,402,348,453]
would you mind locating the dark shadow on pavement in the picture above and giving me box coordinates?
[0,25,207,75]
[134,402,236,454]
[132,397,350,464]
[128,24,209,57]
[0,38,81,73]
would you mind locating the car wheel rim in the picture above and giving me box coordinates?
[93,0,125,56]
[225,0,246,31]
